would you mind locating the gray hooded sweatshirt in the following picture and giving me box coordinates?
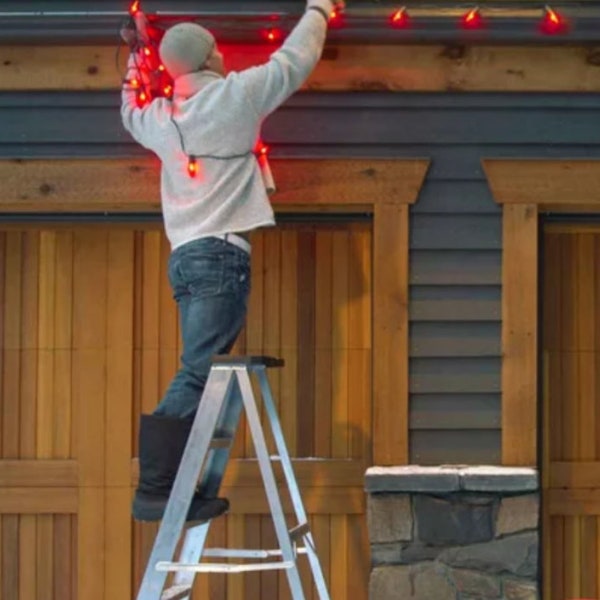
[121,9,327,250]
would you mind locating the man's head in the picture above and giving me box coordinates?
[159,22,224,79]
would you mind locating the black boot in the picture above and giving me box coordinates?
[133,414,229,522]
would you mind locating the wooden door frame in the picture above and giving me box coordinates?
[0,157,430,465]
[483,158,600,466]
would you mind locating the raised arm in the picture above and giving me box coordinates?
[238,0,338,119]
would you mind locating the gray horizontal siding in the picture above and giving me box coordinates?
[2,89,600,465]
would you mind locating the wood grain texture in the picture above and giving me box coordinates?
[2,44,600,92]
[0,158,429,213]
[373,203,409,464]
[0,215,414,599]
[501,204,538,465]
[483,159,600,208]
[543,227,600,600]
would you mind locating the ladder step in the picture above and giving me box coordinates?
[212,355,284,368]
[289,522,310,541]
[210,436,232,449]
[161,584,192,600]
[157,560,295,574]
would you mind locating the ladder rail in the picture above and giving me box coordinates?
[257,368,331,600]
[236,367,307,600]
[136,368,236,600]
[137,357,331,600]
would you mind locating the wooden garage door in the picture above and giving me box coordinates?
[544,225,600,600]
[0,220,372,600]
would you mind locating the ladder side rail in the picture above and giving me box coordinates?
[198,377,244,498]
[237,367,307,600]
[137,368,235,600]
[171,523,211,599]
[256,367,332,600]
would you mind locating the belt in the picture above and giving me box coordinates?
[213,233,251,254]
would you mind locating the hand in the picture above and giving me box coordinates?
[120,24,138,49]
[307,0,345,17]
[119,19,137,50]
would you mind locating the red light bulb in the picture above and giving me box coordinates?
[129,77,140,89]
[136,90,148,108]
[254,140,269,156]
[329,7,344,27]
[461,7,484,29]
[390,7,410,28]
[129,0,141,16]
[262,28,282,43]
[540,6,567,34]
[163,85,173,98]
[188,156,198,177]
[143,47,152,57]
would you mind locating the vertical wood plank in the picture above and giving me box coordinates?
[73,230,108,600]
[580,516,597,598]
[564,516,581,600]
[346,514,368,600]
[37,231,56,459]
[263,230,282,453]
[19,515,36,600]
[0,233,4,352]
[297,231,316,458]
[54,232,74,459]
[373,203,409,464]
[105,231,134,486]
[36,515,53,600]
[280,230,298,455]
[105,231,134,600]
[244,516,261,598]
[550,517,564,600]
[348,227,371,461]
[502,204,538,465]
[314,232,332,458]
[20,232,39,460]
[245,234,264,458]
[208,518,227,600]
[54,515,72,600]
[227,515,245,600]
[331,231,349,459]
[2,516,18,600]
[260,516,278,600]
[105,488,131,600]
[329,515,348,600]
[141,232,161,414]
[78,489,105,600]
[159,234,178,401]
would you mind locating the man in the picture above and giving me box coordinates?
[121,0,343,522]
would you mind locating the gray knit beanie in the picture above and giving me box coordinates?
[159,22,216,80]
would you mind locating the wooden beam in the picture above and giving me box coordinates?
[500,204,538,466]
[0,487,77,513]
[220,486,365,515]
[131,458,367,488]
[373,203,410,465]
[2,44,600,92]
[483,159,600,207]
[0,459,78,486]
[548,489,600,516]
[550,461,600,488]
[0,158,429,213]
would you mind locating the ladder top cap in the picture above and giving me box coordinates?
[212,355,284,368]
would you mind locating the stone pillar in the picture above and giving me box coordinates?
[365,466,539,600]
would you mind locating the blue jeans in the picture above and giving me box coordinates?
[154,237,251,418]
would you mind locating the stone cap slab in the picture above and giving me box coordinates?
[365,465,539,494]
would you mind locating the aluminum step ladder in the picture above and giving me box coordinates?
[136,356,330,600]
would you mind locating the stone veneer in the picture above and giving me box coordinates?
[365,466,539,600]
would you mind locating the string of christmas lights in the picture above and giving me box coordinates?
[121,0,571,178]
